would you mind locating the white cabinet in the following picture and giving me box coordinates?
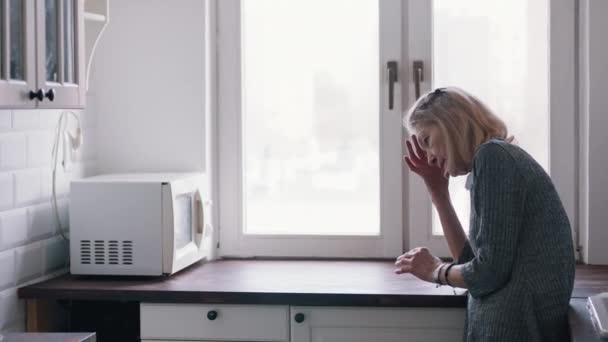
[141,303,466,342]
[140,303,290,342]
[290,307,466,342]
[0,0,85,109]
[0,0,37,107]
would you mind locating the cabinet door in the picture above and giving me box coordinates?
[291,307,465,342]
[0,0,37,108]
[36,0,85,108]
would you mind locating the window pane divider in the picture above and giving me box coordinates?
[2,0,9,80]
[57,0,65,85]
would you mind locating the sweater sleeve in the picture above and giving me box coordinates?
[461,143,526,299]
[457,240,475,264]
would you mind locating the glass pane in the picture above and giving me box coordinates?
[9,0,25,80]
[46,0,59,82]
[241,0,380,235]
[62,0,75,83]
[431,0,549,235]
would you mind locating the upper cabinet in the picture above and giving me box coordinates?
[1,0,38,108]
[36,0,86,108]
[1,0,85,109]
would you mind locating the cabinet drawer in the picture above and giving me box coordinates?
[141,303,289,341]
[290,306,466,342]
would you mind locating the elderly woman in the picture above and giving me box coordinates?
[395,87,575,341]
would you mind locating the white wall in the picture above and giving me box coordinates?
[92,0,207,174]
[581,0,608,264]
[0,103,98,332]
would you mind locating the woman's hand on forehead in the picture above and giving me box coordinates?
[404,134,449,199]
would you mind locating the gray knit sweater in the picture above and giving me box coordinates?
[457,138,575,341]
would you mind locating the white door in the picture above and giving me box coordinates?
[217,0,404,258]
[407,0,576,258]
[0,0,37,109]
[290,307,465,342]
[36,0,85,108]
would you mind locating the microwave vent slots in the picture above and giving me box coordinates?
[94,240,105,264]
[109,240,119,265]
[123,241,133,265]
[80,240,91,264]
[79,240,134,266]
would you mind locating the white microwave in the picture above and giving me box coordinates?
[69,173,214,276]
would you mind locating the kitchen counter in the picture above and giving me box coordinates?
[17,260,608,341]
[18,259,466,307]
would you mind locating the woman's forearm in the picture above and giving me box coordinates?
[441,264,467,289]
[431,192,468,261]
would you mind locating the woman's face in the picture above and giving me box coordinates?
[416,124,450,175]
[417,124,472,177]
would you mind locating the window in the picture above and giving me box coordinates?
[216,0,576,258]
[218,0,404,257]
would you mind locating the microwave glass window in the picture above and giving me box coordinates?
[175,194,194,249]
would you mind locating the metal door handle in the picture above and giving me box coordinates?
[413,60,424,99]
[387,61,398,110]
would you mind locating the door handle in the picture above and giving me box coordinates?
[413,60,424,99]
[387,61,398,110]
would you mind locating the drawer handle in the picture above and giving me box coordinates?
[207,310,218,321]
[294,313,305,323]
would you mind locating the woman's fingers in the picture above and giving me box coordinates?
[405,140,423,166]
[404,156,419,173]
[411,135,426,158]
[395,256,412,266]
[394,265,412,274]
[405,140,418,160]
[395,249,418,263]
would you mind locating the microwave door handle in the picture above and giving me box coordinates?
[192,197,204,249]
[196,198,204,237]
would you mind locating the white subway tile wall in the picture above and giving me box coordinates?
[0,289,25,333]
[0,104,98,332]
[0,173,14,211]
[0,209,29,248]
[0,134,27,171]
[0,250,15,289]
[0,111,12,131]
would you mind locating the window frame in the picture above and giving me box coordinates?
[216,0,404,258]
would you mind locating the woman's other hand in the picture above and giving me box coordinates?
[404,134,449,201]
[394,247,442,283]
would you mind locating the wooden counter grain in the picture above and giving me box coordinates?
[18,260,466,307]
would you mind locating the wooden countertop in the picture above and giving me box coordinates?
[18,261,608,305]
[573,265,608,298]
[18,259,467,307]
[17,260,608,340]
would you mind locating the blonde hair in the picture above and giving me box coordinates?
[403,87,511,175]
